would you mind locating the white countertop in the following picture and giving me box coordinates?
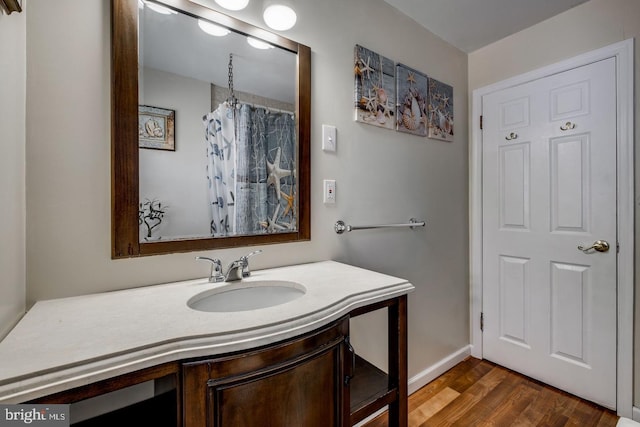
[0,261,413,403]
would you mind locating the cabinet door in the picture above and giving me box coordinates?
[183,317,349,427]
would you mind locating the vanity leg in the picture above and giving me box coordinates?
[388,295,408,427]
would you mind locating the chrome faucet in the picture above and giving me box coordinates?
[196,250,263,283]
[195,256,224,283]
[223,250,263,281]
[223,259,245,282]
[239,250,262,278]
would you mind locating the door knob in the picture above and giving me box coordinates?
[577,240,610,253]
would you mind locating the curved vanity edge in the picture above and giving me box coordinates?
[0,273,414,403]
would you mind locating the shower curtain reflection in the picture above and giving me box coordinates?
[204,102,296,237]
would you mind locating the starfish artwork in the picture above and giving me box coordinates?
[395,63,428,136]
[359,56,374,79]
[427,76,454,142]
[380,98,394,121]
[280,188,295,218]
[266,147,292,200]
[363,89,377,112]
[354,44,396,130]
[265,204,287,233]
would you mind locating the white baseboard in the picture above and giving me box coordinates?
[632,406,640,422]
[408,345,472,395]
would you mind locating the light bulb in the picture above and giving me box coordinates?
[214,0,250,11]
[198,19,231,36]
[263,4,297,31]
[247,37,274,49]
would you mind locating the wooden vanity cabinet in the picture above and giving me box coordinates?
[182,295,408,427]
[182,316,351,427]
[349,294,408,427]
[29,295,408,427]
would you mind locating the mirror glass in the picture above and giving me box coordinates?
[138,1,297,242]
[111,0,310,258]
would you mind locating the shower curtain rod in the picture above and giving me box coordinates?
[235,102,294,115]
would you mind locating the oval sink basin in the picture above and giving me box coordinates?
[187,280,306,312]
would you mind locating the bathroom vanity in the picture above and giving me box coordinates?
[0,261,413,426]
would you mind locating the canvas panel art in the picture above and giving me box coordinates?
[139,105,176,150]
[354,45,396,130]
[427,77,454,142]
[396,63,428,136]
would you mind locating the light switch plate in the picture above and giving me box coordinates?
[322,125,337,152]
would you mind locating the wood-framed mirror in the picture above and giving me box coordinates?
[111,0,310,258]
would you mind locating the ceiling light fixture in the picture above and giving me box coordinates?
[247,37,274,50]
[214,0,249,11]
[198,19,231,36]
[0,0,22,14]
[263,4,297,31]
[145,1,177,14]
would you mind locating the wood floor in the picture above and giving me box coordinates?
[364,357,619,427]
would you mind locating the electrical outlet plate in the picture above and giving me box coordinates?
[323,179,336,204]
[322,125,337,152]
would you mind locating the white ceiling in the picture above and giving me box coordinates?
[383,0,591,53]
[141,5,296,104]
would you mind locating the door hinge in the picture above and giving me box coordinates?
[480,312,484,331]
[480,115,483,130]
[617,242,620,253]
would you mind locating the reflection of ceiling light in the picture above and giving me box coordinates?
[214,0,249,11]
[247,37,274,50]
[198,19,231,37]
[263,4,297,31]
[145,2,177,14]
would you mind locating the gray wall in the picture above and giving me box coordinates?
[139,68,298,241]
[24,0,469,382]
[139,67,211,240]
[0,4,26,339]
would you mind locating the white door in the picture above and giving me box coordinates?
[482,58,617,409]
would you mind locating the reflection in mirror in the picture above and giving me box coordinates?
[111,0,311,258]
[139,1,297,242]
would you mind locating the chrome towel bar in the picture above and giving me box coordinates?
[334,218,425,234]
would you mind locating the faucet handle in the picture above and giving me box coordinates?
[240,250,262,277]
[240,250,263,261]
[195,256,224,282]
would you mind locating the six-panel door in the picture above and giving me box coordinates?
[482,58,617,408]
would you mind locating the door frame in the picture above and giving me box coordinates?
[470,39,634,416]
